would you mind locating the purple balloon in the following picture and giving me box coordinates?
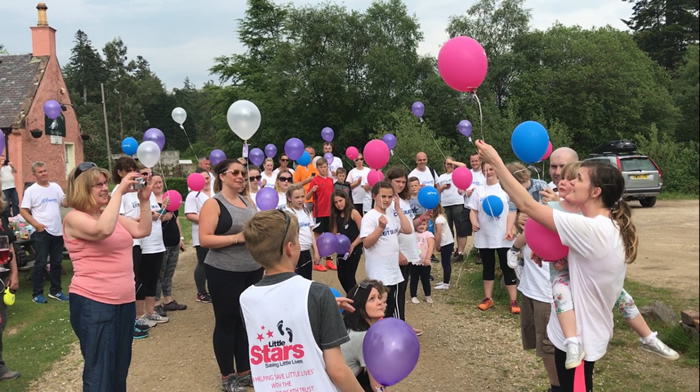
[382,134,397,150]
[249,148,265,167]
[0,134,5,157]
[411,101,425,118]
[256,187,279,211]
[324,152,334,166]
[264,144,277,158]
[144,128,165,151]
[209,149,227,166]
[363,318,420,386]
[321,127,334,142]
[43,100,62,120]
[285,138,305,161]
[458,120,473,137]
[317,232,339,257]
[336,234,351,255]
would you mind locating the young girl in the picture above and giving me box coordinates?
[411,220,434,304]
[260,158,276,188]
[433,204,455,290]
[284,184,319,280]
[275,168,293,210]
[340,279,389,392]
[330,190,363,293]
[246,165,261,203]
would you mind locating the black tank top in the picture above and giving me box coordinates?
[336,214,359,242]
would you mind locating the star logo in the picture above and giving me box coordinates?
[261,325,266,330]
[257,333,264,342]
[267,330,274,338]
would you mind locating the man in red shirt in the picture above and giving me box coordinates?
[306,159,336,272]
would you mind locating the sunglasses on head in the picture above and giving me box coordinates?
[352,281,371,298]
[74,162,97,179]
[279,210,291,255]
[248,175,262,181]
[277,176,293,183]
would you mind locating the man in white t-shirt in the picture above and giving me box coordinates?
[408,152,437,188]
[322,142,344,182]
[547,147,578,192]
[20,162,67,304]
[347,153,371,215]
[0,157,20,217]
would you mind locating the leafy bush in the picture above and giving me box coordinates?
[636,124,700,194]
[164,177,189,200]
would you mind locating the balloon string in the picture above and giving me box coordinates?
[419,117,447,161]
[392,150,412,170]
[179,124,199,162]
[472,92,485,142]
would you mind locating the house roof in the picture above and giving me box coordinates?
[0,54,49,129]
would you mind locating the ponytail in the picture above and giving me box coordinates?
[611,199,638,264]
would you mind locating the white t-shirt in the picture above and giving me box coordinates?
[464,169,487,208]
[517,245,552,303]
[434,214,455,247]
[277,192,287,210]
[273,167,295,176]
[467,183,514,249]
[409,167,437,187]
[348,167,370,205]
[438,172,462,206]
[140,193,165,254]
[1,166,15,190]
[329,156,343,182]
[547,210,626,362]
[261,172,276,189]
[388,199,419,263]
[285,206,314,251]
[113,187,141,246]
[21,182,65,236]
[360,209,404,286]
[184,190,210,247]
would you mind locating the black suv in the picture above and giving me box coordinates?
[585,140,663,207]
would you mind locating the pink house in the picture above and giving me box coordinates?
[0,3,85,201]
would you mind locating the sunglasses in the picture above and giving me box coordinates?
[140,171,150,176]
[355,158,363,161]
[248,175,262,181]
[280,159,289,162]
[277,177,293,183]
[279,210,291,255]
[74,162,97,179]
[352,281,371,298]
[225,169,247,177]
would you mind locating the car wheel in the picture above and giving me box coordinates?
[640,197,657,208]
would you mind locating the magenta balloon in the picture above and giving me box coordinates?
[345,146,359,160]
[321,127,334,142]
[163,190,182,212]
[209,149,227,166]
[143,128,165,151]
[249,148,265,167]
[187,173,206,192]
[458,120,473,137]
[382,134,397,150]
[367,169,384,187]
[524,218,569,261]
[363,318,420,386]
[43,100,62,120]
[256,187,279,211]
[452,167,473,190]
[437,36,488,93]
[363,139,390,170]
[411,102,425,118]
[317,232,339,257]
[264,144,277,158]
[285,138,305,161]
[335,234,351,255]
[540,142,553,161]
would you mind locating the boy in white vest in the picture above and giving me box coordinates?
[240,210,363,392]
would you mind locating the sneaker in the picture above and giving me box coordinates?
[49,292,69,302]
[641,336,680,360]
[133,326,149,339]
[313,263,327,272]
[237,371,253,387]
[32,294,48,304]
[325,259,337,271]
[425,296,433,304]
[475,252,482,265]
[430,255,439,263]
[478,298,494,311]
[434,283,450,290]
[411,297,420,304]
[163,300,188,311]
[221,373,245,392]
[507,249,520,269]
[452,253,465,262]
[153,305,168,317]
[429,274,434,281]
[413,328,424,336]
[137,315,158,328]
[0,370,21,380]
[196,291,212,303]
[565,342,585,369]
[510,300,521,314]
[146,312,169,324]
[134,320,150,332]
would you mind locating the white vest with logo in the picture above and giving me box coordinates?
[241,275,336,392]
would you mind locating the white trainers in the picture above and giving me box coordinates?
[641,335,680,360]
[137,315,157,328]
[507,249,520,269]
[145,312,169,324]
[565,342,585,369]
[411,297,420,304]
[434,283,450,290]
[425,296,433,304]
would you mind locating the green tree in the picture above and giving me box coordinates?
[63,30,106,105]
[670,44,699,142]
[636,124,699,193]
[0,43,7,54]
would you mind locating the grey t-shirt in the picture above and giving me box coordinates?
[340,329,367,376]
[203,193,259,272]
[252,272,349,350]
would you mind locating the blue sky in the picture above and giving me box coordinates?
[1,0,634,91]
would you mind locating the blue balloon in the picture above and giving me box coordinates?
[121,137,138,156]
[482,195,504,217]
[511,121,549,164]
[297,151,311,167]
[428,219,434,234]
[417,186,440,210]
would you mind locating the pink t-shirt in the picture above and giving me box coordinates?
[64,211,135,304]
[414,230,435,265]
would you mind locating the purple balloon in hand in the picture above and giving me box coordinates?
[264,144,277,158]
[317,232,339,257]
[411,102,425,118]
[256,187,279,211]
[144,128,166,151]
[249,148,265,167]
[335,234,351,256]
[382,134,397,150]
[458,120,472,138]
[321,127,334,143]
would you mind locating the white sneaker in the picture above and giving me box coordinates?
[507,249,520,269]
[137,315,157,328]
[145,312,169,324]
[434,283,450,290]
[411,297,420,304]
[641,335,680,360]
[565,342,585,369]
[425,296,433,304]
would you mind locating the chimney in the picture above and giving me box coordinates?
[30,3,57,57]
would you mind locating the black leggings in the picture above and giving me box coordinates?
[296,250,313,280]
[397,264,410,321]
[555,348,594,392]
[205,264,264,376]
[440,243,455,284]
[444,204,463,239]
[409,264,431,297]
[337,247,362,294]
[384,284,400,319]
[136,251,163,300]
[194,246,209,293]
[479,248,517,285]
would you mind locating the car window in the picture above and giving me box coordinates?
[587,158,615,166]
[620,158,656,172]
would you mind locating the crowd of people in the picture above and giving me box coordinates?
[0,140,682,391]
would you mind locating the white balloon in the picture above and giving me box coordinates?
[227,100,261,141]
[171,107,187,125]
[137,141,161,168]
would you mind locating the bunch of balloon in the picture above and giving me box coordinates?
[227,100,262,160]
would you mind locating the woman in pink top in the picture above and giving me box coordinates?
[63,162,152,392]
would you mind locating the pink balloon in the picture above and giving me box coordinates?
[540,142,553,161]
[437,36,488,93]
[163,190,183,212]
[367,169,384,187]
[524,218,569,261]
[363,140,390,169]
[346,146,359,161]
[187,173,206,192]
[452,167,473,190]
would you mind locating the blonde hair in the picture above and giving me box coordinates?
[285,184,306,209]
[561,161,581,181]
[506,162,531,184]
[243,209,299,268]
[65,167,112,212]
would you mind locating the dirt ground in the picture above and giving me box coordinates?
[28,200,699,392]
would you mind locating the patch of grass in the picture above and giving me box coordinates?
[3,261,77,392]
[657,324,699,366]
[657,192,699,200]
[178,215,192,246]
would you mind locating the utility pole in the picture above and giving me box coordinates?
[101,83,112,173]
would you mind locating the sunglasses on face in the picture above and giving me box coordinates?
[280,159,289,162]
[74,162,97,179]
[225,169,247,177]
[355,158,363,161]
[277,177,293,183]
[248,175,262,181]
